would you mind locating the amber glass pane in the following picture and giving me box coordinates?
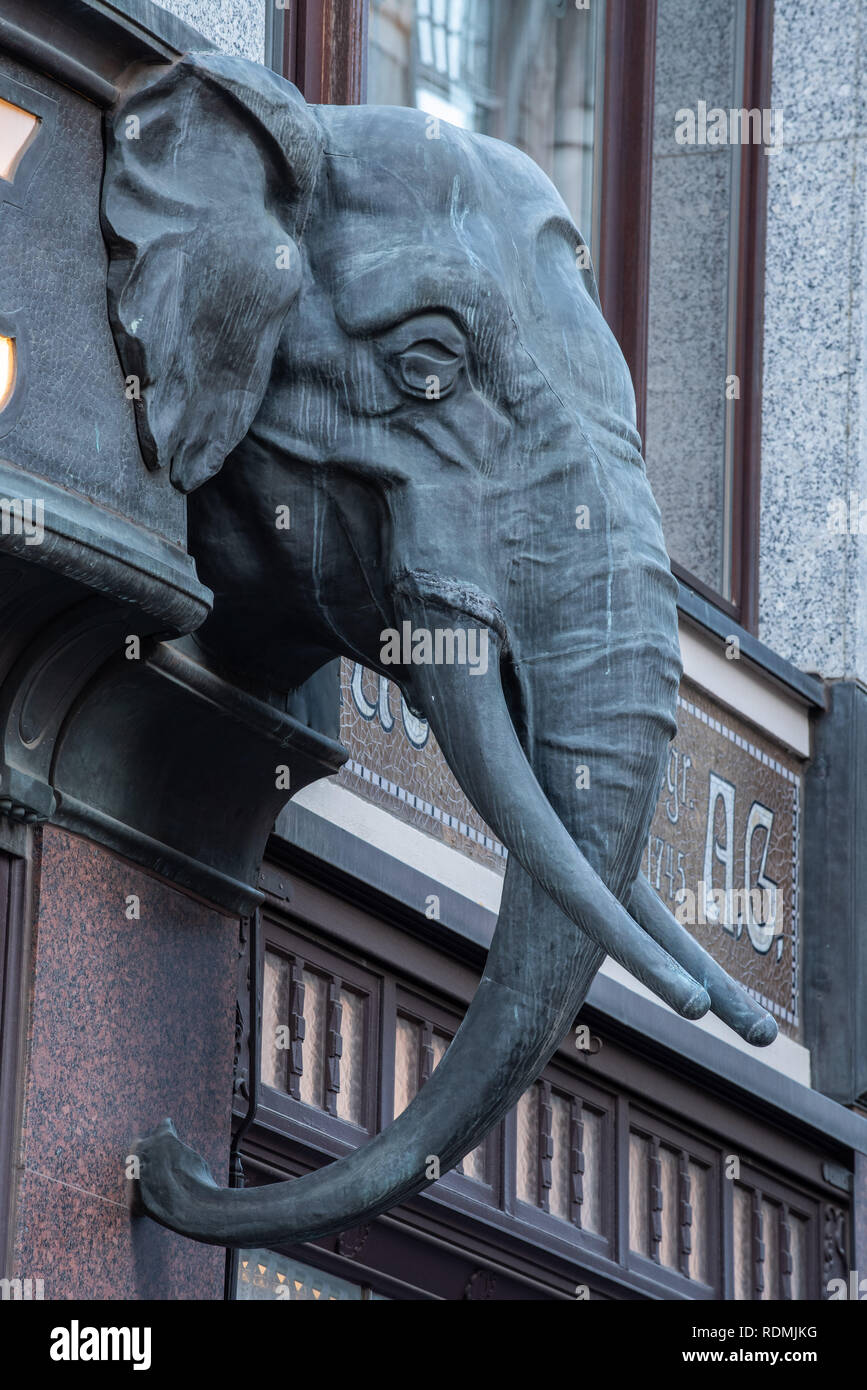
[688,1160,710,1284]
[0,336,15,412]
[659,1145,680,1271]
[262,950,290,1091]
[337,987,365,1125]
[394,1015,420,1118]
[432,1030,486,1182]
[628,1132,651,1256]
[0,97,38,182]
[299,968,327,1109]
[431,1030,448,1070]
[516,1085,540,1207]
[733,1184,754,1299]
[237,1247,388,1300]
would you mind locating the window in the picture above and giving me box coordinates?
[268,0,368,103]
[368,0,606,250]
[644,0,770,622]
[365,0,770,625]
[259,924,379,1141]
[0,97,38,183]
[394,991,492,1186]
[731,1166,813,1301]
[516,1078,607,1236]
[627,1116,716,1288]
[268,1,770,621]
[240,863,842,1300]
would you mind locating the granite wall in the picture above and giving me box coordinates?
[158,0,266,62]
[759,0,867,681]
[12,827,237,1299]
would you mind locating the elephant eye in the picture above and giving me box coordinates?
[395,339,463,398]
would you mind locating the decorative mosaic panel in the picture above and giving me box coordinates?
[338,659,506,871]
[338,662,803,1038]
[642,683,802,1039]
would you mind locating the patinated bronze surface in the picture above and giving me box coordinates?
[100,50,777,1248]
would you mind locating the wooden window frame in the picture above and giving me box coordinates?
[395,982,501,1209]
[598,0,772,631]
[269,0,368,103]
[259,915,381,1147]
[626,1106,722,1297]
[727,1160,821,1303]
[243,855,847,1300]
[510,1055,616,1262]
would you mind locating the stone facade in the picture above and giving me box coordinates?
[760,0,867,680]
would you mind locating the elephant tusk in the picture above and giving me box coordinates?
[627,874,778,1045]
[404,611,712,1022]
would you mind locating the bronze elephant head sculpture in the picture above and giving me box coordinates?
[101,51,776,1248]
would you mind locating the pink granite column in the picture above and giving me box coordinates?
[11,826,238,1299]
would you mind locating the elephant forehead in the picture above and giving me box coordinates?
[315,102,563,226]
[307,105,639,446]
[310,105,581,318]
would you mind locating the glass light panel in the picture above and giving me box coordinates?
[581,1107,603,1234]
[394,1014,420,1118]
[760,1199,779,1300]
[790,1211,807,1301]
[237,1247,388,1300]
[628,1132,651,1256]
[0,97,38,181]
[0,336,15,412]
[432,1030,487,1180]
[516,1085,539,1207]
[688,1159,710,1284]
[299,968,327,1109]
[337,986,365,1125]
[262,950,290,1090]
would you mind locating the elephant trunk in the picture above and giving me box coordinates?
[134,602,706,1248]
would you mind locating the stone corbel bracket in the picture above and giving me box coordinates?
[53,639,347,914]
[0,461,346,913]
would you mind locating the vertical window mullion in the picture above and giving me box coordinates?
[649,1135,663,1263]
[324,975,343,1115]
[752,1186,765,1299]
[288,960,306,1101]
[538,1081,553,1212]
[678,1148,693,1279]
[779,1201,793,1300]
[570,1098,585,1229]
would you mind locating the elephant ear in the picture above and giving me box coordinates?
[101,52,323,492]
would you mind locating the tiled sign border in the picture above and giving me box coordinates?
[677,694,801,1029]
[344,690,802,1028]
